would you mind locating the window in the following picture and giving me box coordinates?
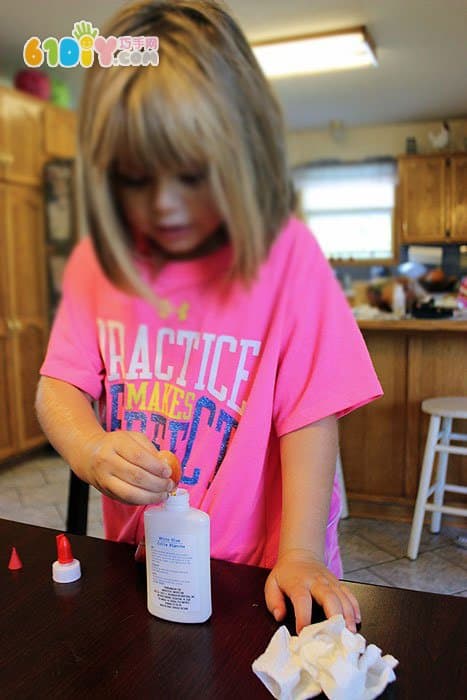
[293,159,397,261]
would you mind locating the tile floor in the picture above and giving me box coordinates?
[1,449,467,597]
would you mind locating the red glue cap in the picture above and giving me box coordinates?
[56,534,74,564]
[8,546,23,570]
[52,534,81,583]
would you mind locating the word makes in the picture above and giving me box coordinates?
[126,382,195,420]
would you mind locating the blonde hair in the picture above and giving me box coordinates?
[78,0,291,299]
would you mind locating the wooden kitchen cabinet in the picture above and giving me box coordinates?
[450,155,467,240]
[0,86,77,462]
[0,325,17,460]
[0,87,44,186]
[0,185,17,459]
[44,104,77,159]
[0,183,49,458]
[398,153,467,243]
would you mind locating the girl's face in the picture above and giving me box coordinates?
[114,166,224,260]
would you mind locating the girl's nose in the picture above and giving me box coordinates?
[151,177,179,213]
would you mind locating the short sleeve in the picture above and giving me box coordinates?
[40,238,105,400]
[273,226,382,436]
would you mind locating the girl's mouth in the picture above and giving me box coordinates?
[155,224,192,236]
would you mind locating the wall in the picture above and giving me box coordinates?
[286,117,467,166]
[287,117,467,281]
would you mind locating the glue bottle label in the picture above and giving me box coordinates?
[149,533,200,612]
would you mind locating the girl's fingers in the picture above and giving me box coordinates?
[312,579,359,633]
[264,573,287,622]
[340,583,361,623]
[111,450,173,493]
[265,562,361,636]
[288,587,313,634]
[119,433,173,478]
[316,586,342,619]
[331,587,358,633]
[89,432,175,503]
[104,476,170,505]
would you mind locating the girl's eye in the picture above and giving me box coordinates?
[178,172,206,186]
[115,173,152,188]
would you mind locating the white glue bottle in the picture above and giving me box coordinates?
[144,488,211,623]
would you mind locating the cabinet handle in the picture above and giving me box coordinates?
[6,318,23,332]
[0,152,14,165]
[446,229,451,238]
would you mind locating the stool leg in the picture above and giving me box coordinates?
[431,416,452,533]
[407,414,440,560]
[336,450,349,519]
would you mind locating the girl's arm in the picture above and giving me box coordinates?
[264,415,360,634]
[35,376,174,504]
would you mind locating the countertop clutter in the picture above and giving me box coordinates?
[348,268,467,327]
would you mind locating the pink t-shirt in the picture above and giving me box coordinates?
[41,217,382,574]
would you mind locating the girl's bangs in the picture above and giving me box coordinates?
[106,67,212,177]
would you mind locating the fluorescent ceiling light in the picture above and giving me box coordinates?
[252,27,377,78]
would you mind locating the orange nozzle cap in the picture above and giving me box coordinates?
[8,546,23,570]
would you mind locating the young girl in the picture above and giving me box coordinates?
[36,0,382,635]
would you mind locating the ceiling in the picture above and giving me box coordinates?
[2,0,467,130]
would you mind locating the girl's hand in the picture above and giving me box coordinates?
[84,430,175,505]
[264,549,361,635]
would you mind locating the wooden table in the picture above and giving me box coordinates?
[1,519,466,699]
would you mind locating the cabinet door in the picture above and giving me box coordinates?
[11,322,48,450]
[0,328,17,460]
[0,184,10,320]
[339,331,408,499]
[6,186,48,322]
[399,157,447,243]
[5,185,48,451]
[44,105,77,159]
[0,185,17,458]
[0,87,44,186]
[449,156,467,242]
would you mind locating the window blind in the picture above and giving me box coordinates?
[294,159,397,260]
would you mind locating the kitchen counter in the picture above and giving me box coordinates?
[357,317,467,332]
[340,316,467,522]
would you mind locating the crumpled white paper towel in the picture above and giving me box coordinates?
[252,614,398,700]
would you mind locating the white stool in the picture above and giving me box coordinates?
[336,449,349,519]
[407,397,467,560]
